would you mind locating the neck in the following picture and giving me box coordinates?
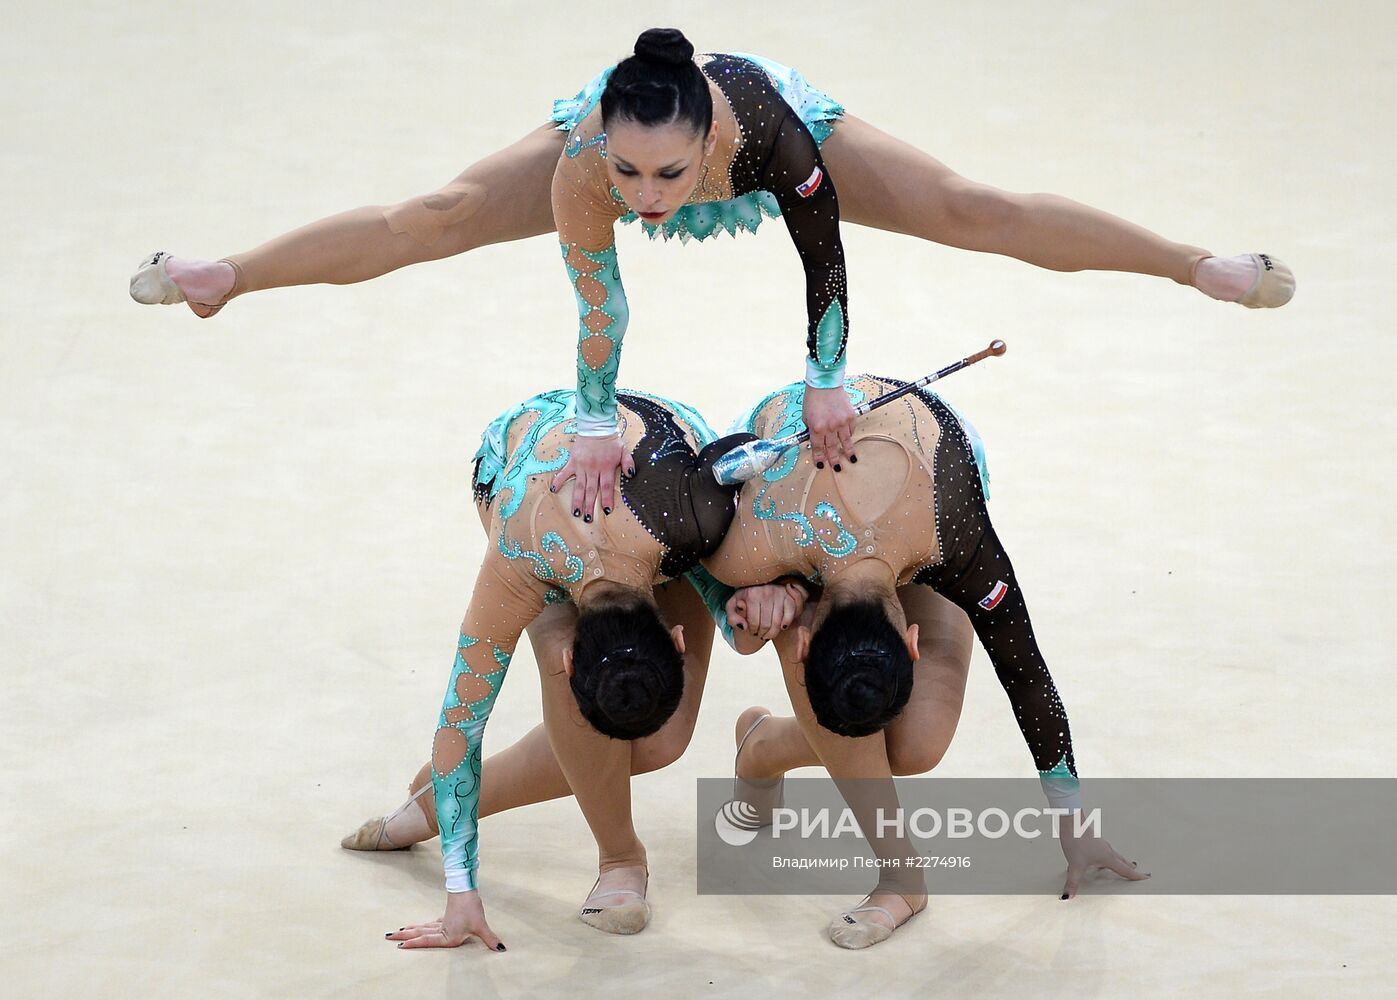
[825,558,898,604]
[577,579,649,614]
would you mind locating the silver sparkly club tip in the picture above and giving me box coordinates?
[710,340,1008,486]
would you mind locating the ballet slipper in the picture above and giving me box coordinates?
[129,251,186,306]
[827,892,926,950]
[730,709,784,827]
[1238,252,1295,308]
[128,251,233,317]
[340,814,408,851]
[340,781,433,851]
[578,870,651,935]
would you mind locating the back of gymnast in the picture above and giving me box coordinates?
[352,384,770,950]
[359,375,1140,952]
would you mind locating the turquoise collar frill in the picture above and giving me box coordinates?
[617,190,785,244]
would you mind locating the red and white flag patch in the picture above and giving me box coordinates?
[979,580,1008,611]
[795,166,823,198]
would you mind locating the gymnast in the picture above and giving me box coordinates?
[357,384,774,952]
[130,27,1294,519]
[361,372,1138,952]
[698,373,1146,948]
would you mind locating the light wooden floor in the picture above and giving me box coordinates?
[3,2,1393,996]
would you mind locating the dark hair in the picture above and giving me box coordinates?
[804,599,914,738]
[570,592,684,740]
[600,28,712,136]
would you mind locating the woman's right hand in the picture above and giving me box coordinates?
[386,890,506,952]
[550,434,635,521]
[726,580,809,644]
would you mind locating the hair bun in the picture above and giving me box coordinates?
[597,658,662,727]
[837,667,892,726]
[634,28,694,67]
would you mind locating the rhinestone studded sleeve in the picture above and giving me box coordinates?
[432,554,546,892]
[552,140,629,436]
[710,55,850,388]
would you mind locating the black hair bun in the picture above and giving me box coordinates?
[634,28,694,66]
[596,658,662,728]
[837,666,893,725]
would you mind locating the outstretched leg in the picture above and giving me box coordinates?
[820,114,1285,303]
[141,124,565,316]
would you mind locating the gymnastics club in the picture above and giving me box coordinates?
[710,339,1007,486]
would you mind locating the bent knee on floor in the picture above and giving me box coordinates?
[631,727,694,775]
[886,737,949,777]
[383,180,488,250]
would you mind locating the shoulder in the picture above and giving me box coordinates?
[552,111,623,215]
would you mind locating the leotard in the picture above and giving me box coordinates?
[701,376,1082,809]
[552,53,849,437]
[434,388,739,890]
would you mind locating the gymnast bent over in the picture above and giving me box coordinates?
[687,375,1146,948]
[352,386,785,950]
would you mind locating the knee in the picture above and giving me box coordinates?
[631,725,693,775]
[383,179,488,250]
[886,736,949,777]
[940,178,1022,236]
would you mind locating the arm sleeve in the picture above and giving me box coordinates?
[925,528,1082,811]
[910,407,1080,809]
[433,554,546,891]
[762,112,849,390]
[552,155,630,436]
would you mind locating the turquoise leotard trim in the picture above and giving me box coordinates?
[1038,756,1082,810]
[549,54,844,246]
[435,633,514,892]
[805,300,848,389]
[563,243,629,433]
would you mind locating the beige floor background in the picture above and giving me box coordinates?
[3,1,1394,997]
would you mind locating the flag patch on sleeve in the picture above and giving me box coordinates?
[979,580,1008,610]
[795,166,823,198]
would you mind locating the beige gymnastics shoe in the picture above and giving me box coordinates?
[129,251,233,317]
[129,251,186,305]
[827,892,927,950]
[1238,252,1296,308]
[579,868,651,935]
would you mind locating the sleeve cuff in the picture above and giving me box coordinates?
[575,413,619,438]
[804,359,846,390]
[444,866,478,893]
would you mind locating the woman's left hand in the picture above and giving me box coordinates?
[1056,814,1150,899]
[802,386,857,470]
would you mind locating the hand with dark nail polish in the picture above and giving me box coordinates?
[583,513,592,523]
[849,454,858,463]
[815,461,825,469]
[603,506,612,516]
[573,509,581,518]
[496,943,507,952]
[833,464,842,472]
